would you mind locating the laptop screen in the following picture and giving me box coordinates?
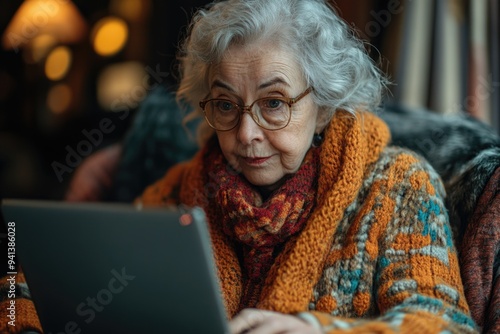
[1,199,230,334]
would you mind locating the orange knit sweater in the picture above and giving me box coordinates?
[139,110,478,333]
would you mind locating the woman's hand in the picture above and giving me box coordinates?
[229,308,322,334]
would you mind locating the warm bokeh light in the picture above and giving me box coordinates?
[109,0,150,22]
[47,83,72,114]
[97,61,147,111]
[45,46,72,81]
[92,17,129,56]
[2,0,87,50]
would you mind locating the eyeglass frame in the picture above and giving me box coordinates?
[198,87,314,131]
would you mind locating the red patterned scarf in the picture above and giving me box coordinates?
[205,144,320,308]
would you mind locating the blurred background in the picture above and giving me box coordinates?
[0,0,498,200]
[0,0,203,199]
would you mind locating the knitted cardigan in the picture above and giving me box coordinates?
[138,110,478,333]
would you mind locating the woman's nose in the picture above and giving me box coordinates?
[236,112,264,145]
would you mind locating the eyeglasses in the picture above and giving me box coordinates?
[199,87,313,131]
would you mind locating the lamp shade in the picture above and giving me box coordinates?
[2,0,87,51]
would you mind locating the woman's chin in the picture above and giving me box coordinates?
[244,173,288,193]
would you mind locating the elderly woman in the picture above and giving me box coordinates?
[137,0,478,333]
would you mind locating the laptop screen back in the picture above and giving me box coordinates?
[1,199,229,334]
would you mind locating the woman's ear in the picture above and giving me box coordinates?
[315,107,331,133]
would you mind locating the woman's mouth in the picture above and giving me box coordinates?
[243,156,271,166]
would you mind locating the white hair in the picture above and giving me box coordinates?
[177,0,389,145]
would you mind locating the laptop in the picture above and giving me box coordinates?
[1,199,230,334]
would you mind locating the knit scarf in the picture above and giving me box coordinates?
[205,144,320,308]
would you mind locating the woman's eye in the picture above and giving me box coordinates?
[265,99,283,109]
[217,101,235,111]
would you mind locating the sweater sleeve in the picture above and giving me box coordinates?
[0,268,42,333]
[297,151,478,333]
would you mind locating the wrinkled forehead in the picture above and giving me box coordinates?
[207,41,305,90]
